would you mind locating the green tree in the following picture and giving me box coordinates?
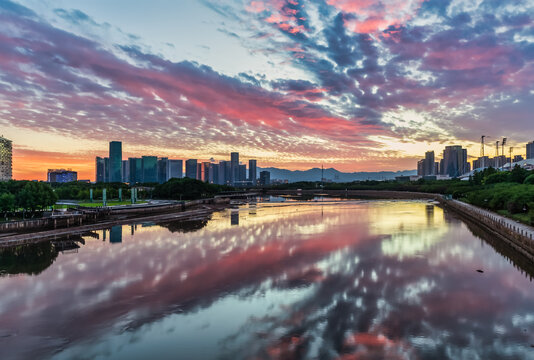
[16,182,58,213]
[509,165,529,183]
[523,174,534,185]
[484,172,509,185]
[0,193,15,220]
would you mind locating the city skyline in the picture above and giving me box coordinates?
[1,0,533,180]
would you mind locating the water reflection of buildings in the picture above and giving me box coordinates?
[231,210,239,226]
[379,202,449,259]
[426,204,434,226]
[249,202,257,216]
[102,226,123,244]
[110,226,122,243]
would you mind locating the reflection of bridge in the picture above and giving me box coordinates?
[266,189,440,200]
[216,192,259,199]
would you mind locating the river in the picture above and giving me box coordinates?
[1,199,534,359]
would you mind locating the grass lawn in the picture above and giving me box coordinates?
[52,204,72,209]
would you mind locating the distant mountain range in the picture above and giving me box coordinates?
[258,167,417,183]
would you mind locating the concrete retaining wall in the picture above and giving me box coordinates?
[0,214,86,232]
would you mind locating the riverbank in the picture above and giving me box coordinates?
[0,198,238,247]
[0,203,230,247]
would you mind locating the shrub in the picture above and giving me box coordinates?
[524,174,534,185]
[484,172,509,184]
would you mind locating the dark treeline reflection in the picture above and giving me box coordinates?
[158,218,209,233]
[0,242,58,276]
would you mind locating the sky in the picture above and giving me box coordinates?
[0,0,533,180]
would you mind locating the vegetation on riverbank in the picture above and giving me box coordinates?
[271,165,534,225]
[0,181,57,218]
[153,177,233,200]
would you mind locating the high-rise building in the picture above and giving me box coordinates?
[197,163,203,180]
[129,158,143,184]
[185,159,198,179]
[47,169,77,183]
[425,151,435,175]
[166,160,183,180]
[217,161,227,185]
[493,155,507,168]
[96,156,106,183]
[416,151,437,176]
[142,156,158,183]
[527,141,534,159]
[473,156,493,170]
[109,141,122,182]
[224,161,232,185]
[417,159,425,176]
[209,163,218,184]
[104,157,110,183]
[441,146,469,178]
[0,136,12,181]
[202,162,211,182]
[157,157,168,184]
[238,164,246,183]
[259,170,270,186]
[122,160,130,183]
[249,159,257,184]
[230,152,239,185]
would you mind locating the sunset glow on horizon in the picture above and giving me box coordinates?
[1,0,533,180]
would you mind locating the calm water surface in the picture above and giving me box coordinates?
[1,200,534,360]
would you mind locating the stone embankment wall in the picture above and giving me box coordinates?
[0,214,87,233]
[439,198,534,261]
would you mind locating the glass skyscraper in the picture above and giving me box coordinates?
[230,152,239,184]
[142,156,158,183]
[166,160,183,180]
[249,159,257,183]
[109,141,122,183]
[185,159,198,179]
[95,157,106,183]
[129,158,143,184]
[527,141,534,159]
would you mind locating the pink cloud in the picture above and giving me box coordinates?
[328,0,425,33]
